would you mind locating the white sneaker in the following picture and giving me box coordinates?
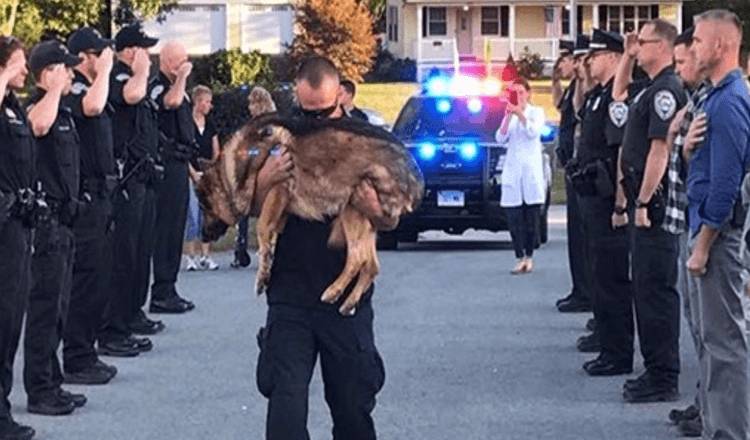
[186,256,198,271]
[199,256,219,271]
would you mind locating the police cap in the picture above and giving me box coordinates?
[68,27,114,55]
[589,29,624,54]
[573,34,590,57]
[29,40,81,73]
[115,23,158,52]
[559,39,575,57]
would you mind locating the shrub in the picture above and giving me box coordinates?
[363,48,416,82]
[516,47,544,79]
[191,49,276,95]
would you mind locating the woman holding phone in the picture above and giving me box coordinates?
[496,77,546,274]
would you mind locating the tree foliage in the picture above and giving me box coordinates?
[288,0,376,82]
[682,0,750,52]
[2,0,174,45]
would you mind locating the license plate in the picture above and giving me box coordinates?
[437,190,465,207]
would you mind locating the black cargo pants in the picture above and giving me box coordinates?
[565,178,592,302]
[151,159,189,302]
[101,179,154,343]
[257,302,386,440]
[64,193,113,372]
[0,219,31,425]
[578,195,633,364]
[24,217,75,398]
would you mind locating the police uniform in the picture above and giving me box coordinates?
[556,37,593,313]
[572,31,635,376]
[256,118,385,440]
[0,83,36,432]
[148,70,195,313]
[621,63,687,399]
[60,27,120,382]
[99,25,160,354]
[22,41,82,413]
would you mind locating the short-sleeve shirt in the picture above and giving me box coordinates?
[577,78,628,165]
[26,88,81,202]
[557,79,578,159]
[64,70,115,180]
[108,60,159,161]
[148,71,195,156]
[0,93,35,194]
[621,66,687,179]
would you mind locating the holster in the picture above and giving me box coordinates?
[159,132,198,162]
[623,168,667,227]
[0,191,16,224]
[47,198,82,227]
[593,159,615,199]
[568,161,598,197]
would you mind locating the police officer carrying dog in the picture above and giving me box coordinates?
[572,30,634,377]
[23,40,86,416]
[148,40,196,314]
[253,56,395,440]
[60,27,120,385]
[615,19,687,403]
[0,35,36,440]
[98,23,160,357]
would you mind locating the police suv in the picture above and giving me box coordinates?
[379,75,557,249]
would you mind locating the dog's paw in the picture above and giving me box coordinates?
[320,286,342,304]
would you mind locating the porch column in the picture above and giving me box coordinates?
[677,2,683,31]
[417,4,423,80]
[592,3,599,32]
[509,4,516,57]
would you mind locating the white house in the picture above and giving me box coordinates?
[141,0,295,55]
[384,1,684,79]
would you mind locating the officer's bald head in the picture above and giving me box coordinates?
[159,40,187,75]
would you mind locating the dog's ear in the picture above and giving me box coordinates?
[248,86,277,118]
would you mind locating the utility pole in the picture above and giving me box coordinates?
[569,0,576,37]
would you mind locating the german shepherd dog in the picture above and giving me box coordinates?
[197,87,423,314]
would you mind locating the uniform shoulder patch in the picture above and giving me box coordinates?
[5,108,16,119]
[654,90,677,121]
[150,84,165,101]
[609,102,629,128]
[115,73,130,82]
[71,82,88,95]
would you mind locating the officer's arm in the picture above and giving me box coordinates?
[163,74,188,109]
[636,138,670,203]
[614,149,627,208]
[552,74,564,108]
[250,150,293,216]
[28,67,67,137]
[573,74,591,114]
[612,57,634,102]
[122,68,149,105]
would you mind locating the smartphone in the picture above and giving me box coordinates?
[509,91,518,106]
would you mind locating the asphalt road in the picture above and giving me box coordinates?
[10,206,700,440]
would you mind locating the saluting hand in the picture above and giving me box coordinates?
[176,61,193,79]
[95,47,114,75]
[45,65,69,94]
[133,49,151,75]
[0,58,26,84]
[624,31,639,59]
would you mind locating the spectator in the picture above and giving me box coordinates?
[185,85,219,271]
[496,77,546,274]
[339,79,369,121]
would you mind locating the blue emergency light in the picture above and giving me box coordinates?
[540,124,556,143]
[418,142,437,161]
[459,142,479,162]
[436,99,452,114]
[467,98,482,114]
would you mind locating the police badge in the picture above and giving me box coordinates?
[654,90,677,121]
[609,102,628,128]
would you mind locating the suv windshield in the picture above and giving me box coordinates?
[392,96,508,142]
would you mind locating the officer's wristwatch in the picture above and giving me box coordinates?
[614,205,627,215]
[635,198,649,209]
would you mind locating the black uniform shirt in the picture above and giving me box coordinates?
[26,88,81,202]
[621,66,687,177]
[64,70,115,180]
[578,78,628,165]
[267,214,374,310]
[148,71,195,154]
[0,92,35,193]
[108,60,158,161]
[557,78,578,159]
[348,107,369,122]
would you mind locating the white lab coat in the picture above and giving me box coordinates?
[496,104,546,207]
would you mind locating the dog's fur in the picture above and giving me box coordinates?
[197,87,423,314]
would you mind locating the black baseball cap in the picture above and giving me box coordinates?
[68,27,114,55]
[115,23,158,51]
[29,40,81,73]
[559,39,575,57]
[589,29,624,54]
[573,34,590,57]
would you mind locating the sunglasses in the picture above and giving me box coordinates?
[638,38,662,46]
[300,103,339,120]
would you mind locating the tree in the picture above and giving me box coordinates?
[682,0,750,52]
[288,0,376,82]
[4,0,174,44]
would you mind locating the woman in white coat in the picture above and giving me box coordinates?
[496,77,546,274]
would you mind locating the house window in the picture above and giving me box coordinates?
[425,7,446,36]
[480,6,509,36]
[599,4,660,33]
[562,6,583,36]
[388,6,398,42]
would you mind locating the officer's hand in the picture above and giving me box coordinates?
[95,47,114,75]
[687,249,709,277]
[611,211,629,228]
[684,114,708,156]
[133,49,151,75]
[0,58,26,84]
[625,31,639,58]
[176,61,193,79]
[668,107,688,137]
[46,65,69,94]
[634,207,651,228]
[257,147,293,188]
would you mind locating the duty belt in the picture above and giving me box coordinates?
[81,175,118,198]
[46,198,81,226]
